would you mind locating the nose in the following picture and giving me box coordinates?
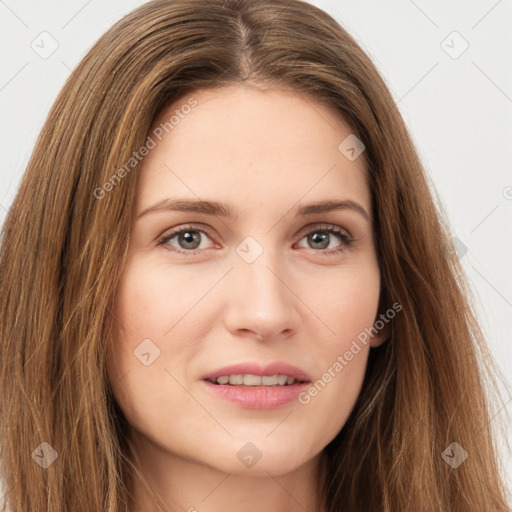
[222,248,301,342]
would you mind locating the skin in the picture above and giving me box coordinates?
[106,84,389,512]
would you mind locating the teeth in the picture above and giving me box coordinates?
[229,374,243,385]
[244,374,262,386]
[210,374,302,386]
[262,375,279,385]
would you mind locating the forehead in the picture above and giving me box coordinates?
[138,85,371,216]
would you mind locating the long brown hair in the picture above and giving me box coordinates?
[0,0,510,510]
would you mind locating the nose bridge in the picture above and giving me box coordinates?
[223,233,299,338]
[236,235,289,310]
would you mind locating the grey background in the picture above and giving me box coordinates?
[0,0,511,499]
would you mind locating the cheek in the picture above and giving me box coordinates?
[106,259,173,403]
[297,263,380,436]
[113,260,192,330]
[109,255,208,351]
[106,254,213,400]
[106,258,202,436]
[309,259,381,345]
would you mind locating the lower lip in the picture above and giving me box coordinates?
[201,379,310,409]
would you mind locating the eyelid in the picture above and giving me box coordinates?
[157,222,353,241]
[296,222,352,239]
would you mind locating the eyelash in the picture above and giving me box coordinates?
[156,223,354,257]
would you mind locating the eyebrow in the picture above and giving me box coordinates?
[137,198,372,223]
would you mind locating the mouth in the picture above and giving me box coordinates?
[201,361,311,383]
[200,363,312,409]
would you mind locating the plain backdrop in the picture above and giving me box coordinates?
[0,0,511,500]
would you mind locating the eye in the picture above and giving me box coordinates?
[157,225,216,256]
[157,223,354,256]
[295,223,354,255]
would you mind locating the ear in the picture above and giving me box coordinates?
[369,295,393,348]
[369,316,391,347]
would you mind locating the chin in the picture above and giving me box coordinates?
[200,440,318,477]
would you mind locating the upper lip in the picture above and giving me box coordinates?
[202,362,311,382]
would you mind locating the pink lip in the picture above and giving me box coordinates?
[201,362,311,382]
[200,362,312,409]
[201,379,309,409]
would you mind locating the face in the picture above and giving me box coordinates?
[106,84,387,477]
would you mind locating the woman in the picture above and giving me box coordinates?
[0,0,509,511]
